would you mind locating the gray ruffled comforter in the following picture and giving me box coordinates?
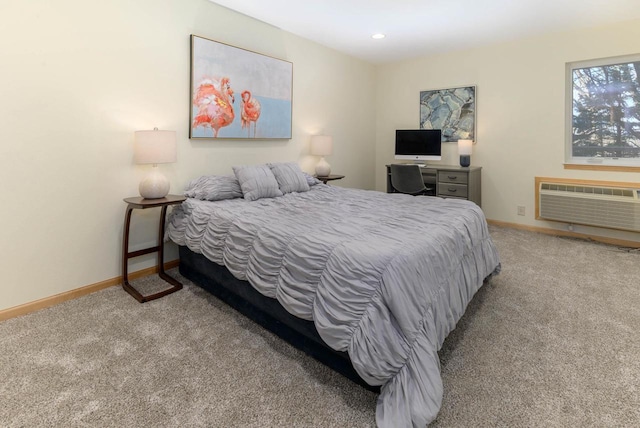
[167,185,500,427]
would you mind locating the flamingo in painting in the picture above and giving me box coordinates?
[240,90,261,138]
[192,77,235,138]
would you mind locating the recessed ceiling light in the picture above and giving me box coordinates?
[371,33,385,39]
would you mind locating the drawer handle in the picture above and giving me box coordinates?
[447,175,457,180]
[448,188,457,193]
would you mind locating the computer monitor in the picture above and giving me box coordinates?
[394,129,442,165]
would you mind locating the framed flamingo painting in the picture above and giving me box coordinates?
[190,35,293,139]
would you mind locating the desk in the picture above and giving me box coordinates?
[122,195,186,303]
[386,164,482,206]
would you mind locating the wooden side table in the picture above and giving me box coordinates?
[122,195,186,303]
[316,174,345,184]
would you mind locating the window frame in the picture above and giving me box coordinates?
[565,53,640,168]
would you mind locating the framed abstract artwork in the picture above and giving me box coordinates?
[419,86,476,142]
[190,35,293,139]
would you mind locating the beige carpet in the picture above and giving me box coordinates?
[1,225,639,427]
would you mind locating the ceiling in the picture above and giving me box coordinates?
[209,0,640,64]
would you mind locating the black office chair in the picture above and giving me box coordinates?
[389,164,433,195]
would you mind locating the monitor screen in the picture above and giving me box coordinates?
[394,129,442,163]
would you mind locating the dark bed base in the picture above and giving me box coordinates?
[178,246,380,393]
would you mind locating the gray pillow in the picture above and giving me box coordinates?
[268,162,310,194]
[184,175,243,201]
[303,172,322,186]
[232,164,284,201]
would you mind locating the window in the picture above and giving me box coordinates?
[566,55,640,166]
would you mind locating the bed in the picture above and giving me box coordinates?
[166,163,501,427]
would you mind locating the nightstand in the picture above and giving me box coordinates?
[122,194,186,303]
[316,174,345,184]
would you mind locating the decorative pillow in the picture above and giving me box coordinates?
[184,175,243,201]
[302,172,322,186]
[268,162,310,194]
[232,164,284,201]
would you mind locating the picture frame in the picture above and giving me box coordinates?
[419,85,476,142]
[190,35,293,139]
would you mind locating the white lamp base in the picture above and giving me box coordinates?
[139,167,170,199]
[315,157,331,177]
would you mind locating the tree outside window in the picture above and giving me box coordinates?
[568,56,640,165]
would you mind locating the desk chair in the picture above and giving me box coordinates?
[389,164,433,195]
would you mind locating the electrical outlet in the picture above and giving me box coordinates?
[517,205,525,216]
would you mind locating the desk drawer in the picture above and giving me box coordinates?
[439,183,468,198]
[438,171,468,184]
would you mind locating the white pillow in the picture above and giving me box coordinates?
[232,164,284,201]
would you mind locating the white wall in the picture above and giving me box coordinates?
[4,1,638,312]
[0,0,376,311]
[375,18,640,243]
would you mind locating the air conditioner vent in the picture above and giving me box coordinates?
[537,179,640,232]
[540,182,635,198]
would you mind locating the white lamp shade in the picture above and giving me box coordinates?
[134,130,177,164]
[458,139,473,155]
[310,135,333,156]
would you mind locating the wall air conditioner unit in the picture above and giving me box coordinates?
[536,177,640,233]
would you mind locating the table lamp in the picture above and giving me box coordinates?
[310,135,333,177]
[134,128,177,199]
[458,139,473,167]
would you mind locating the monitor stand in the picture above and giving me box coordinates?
[412,161,426,168]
